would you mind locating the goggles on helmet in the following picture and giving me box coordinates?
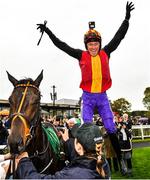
[84,29,101,44]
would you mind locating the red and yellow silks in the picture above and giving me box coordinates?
[79,50,112,93]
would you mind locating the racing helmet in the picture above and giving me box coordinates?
[84,21,101,49]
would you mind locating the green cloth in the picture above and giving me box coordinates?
[76,118,81,124]
[42,125,60,158]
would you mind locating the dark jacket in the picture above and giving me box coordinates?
[16,156,103,179]
[117,125,132,151]
[64,138,78,162]
[64,138,111,179]
[0,126,9,145]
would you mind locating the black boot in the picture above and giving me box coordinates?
[108,133,122,171]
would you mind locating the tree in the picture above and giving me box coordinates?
[143,87,150,111]
[111,98,131,115]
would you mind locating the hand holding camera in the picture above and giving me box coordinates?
[59,128,69,142]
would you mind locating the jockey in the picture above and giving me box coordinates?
[37,1,134,171]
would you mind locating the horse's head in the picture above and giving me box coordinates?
[7,70,43,154]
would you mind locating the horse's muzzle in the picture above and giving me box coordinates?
[8,136,25,155]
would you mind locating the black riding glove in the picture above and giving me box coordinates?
[37,20,47,33]
[125,1,135,20]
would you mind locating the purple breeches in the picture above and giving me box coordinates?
[81,91,116,134]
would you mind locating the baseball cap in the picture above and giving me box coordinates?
[75,123,103,152]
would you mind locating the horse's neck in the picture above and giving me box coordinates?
[26,121,48,155]
[35,123,48,150]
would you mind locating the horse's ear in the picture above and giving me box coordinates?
[6,71,18,87]
[34,70,43,87]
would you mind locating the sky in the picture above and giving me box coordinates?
[0,0,150,111]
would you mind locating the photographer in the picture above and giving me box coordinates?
[117,115,133,177]
[15,123,109,179]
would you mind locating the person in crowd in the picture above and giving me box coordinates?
[148,118,150,125]
[61,123,111,178]
[61,124,80,163]
[63,116,82,140]
[117,115,133,176]
[0,153,12,179]
[101,126,119,173]
[95,115,103,126]
[122,113,132,130]
[72,111,82,124]
[53,115,62,128]
[0,121,9,145]
[3,116,11,129]
[37,2,134,171]
[0,153,11,162]
[66,117,79,129]
[14,123,109,179]
[62,114,69,125]
[46,115,53,123]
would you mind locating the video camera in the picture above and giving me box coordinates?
[118,121,127,128]
[89,21,95,30]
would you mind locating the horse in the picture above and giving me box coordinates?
[7,70,64,177]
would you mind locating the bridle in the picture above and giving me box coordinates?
[9,82,53,175]
[10,82,40,145]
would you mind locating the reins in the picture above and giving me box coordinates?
[29,139,49,158]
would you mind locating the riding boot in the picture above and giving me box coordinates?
[108,133,122,171]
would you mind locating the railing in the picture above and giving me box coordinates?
[132,125,150,140]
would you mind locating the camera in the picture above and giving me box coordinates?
[89,21,95,30]
[57,126,66,132]
[122,121,127,125]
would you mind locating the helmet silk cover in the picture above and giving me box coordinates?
[84,29,101,49]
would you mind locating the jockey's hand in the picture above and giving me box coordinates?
[125,1,135,20]
[60,128,69,142]
[37,21,47,33]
